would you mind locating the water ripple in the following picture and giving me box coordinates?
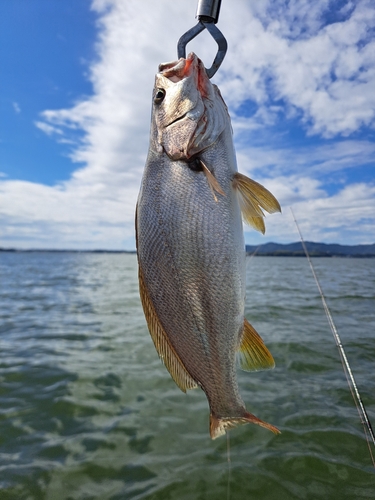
[0,253,374,499]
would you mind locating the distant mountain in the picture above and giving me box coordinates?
[245,241,375,257]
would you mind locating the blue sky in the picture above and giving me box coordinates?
[0,0,374,249]
[0,0,96,184]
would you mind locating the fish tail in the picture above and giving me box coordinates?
[209,412,280,440]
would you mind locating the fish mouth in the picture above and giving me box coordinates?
[159,53,195,82]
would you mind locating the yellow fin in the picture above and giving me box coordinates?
[238,318,275,371]
[200,160,226,202]
[232,172,281,234]
[138,266,198,393]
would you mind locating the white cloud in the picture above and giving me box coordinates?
[0,0,374,249]
[235,139,375,178]
[217,0,375,136]
[12,102,21,114]
[243,178,375,246]
[0,178,137,249]
[1,0,193,250]
[34,121,63,136]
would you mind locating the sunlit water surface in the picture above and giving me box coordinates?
[0,253,374,499]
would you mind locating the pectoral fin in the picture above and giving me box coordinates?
[138,265,198,393]
[232,172,281,234]
[238,318,275,371]
[200,160,225,202]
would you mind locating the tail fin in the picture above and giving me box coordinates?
[210,412,280,440]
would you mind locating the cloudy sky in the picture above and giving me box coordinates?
[1,0,374,250]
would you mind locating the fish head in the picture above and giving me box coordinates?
[150,52,229,161]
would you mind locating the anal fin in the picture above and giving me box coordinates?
[238,318,275,371]
[138,266,198,392]
[232,172,281,234]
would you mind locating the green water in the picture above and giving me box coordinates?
[0,253,374,499]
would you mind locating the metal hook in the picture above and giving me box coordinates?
[177,0,227,78]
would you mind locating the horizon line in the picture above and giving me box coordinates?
[1,241,374,253]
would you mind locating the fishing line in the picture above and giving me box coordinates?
[245,245,260,277]
[290,207,375,468]
[226,430,231,500]
[247,245,260,261]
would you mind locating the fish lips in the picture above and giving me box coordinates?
[158,52,196,82]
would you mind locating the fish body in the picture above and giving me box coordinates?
[136,53,280,439]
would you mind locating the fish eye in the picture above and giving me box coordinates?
[154,88,166,104]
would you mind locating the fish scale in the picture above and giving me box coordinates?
[136,53,281,438]
[138,147,244,401]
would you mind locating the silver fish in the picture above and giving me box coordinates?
[136,53,281,439]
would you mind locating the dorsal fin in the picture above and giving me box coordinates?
[232,172,281,234]
[138,266,198,392]
[238,318,275,371]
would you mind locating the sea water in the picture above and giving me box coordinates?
[0,252,374,499]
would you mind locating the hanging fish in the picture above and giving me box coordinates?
[136,52,281,439]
